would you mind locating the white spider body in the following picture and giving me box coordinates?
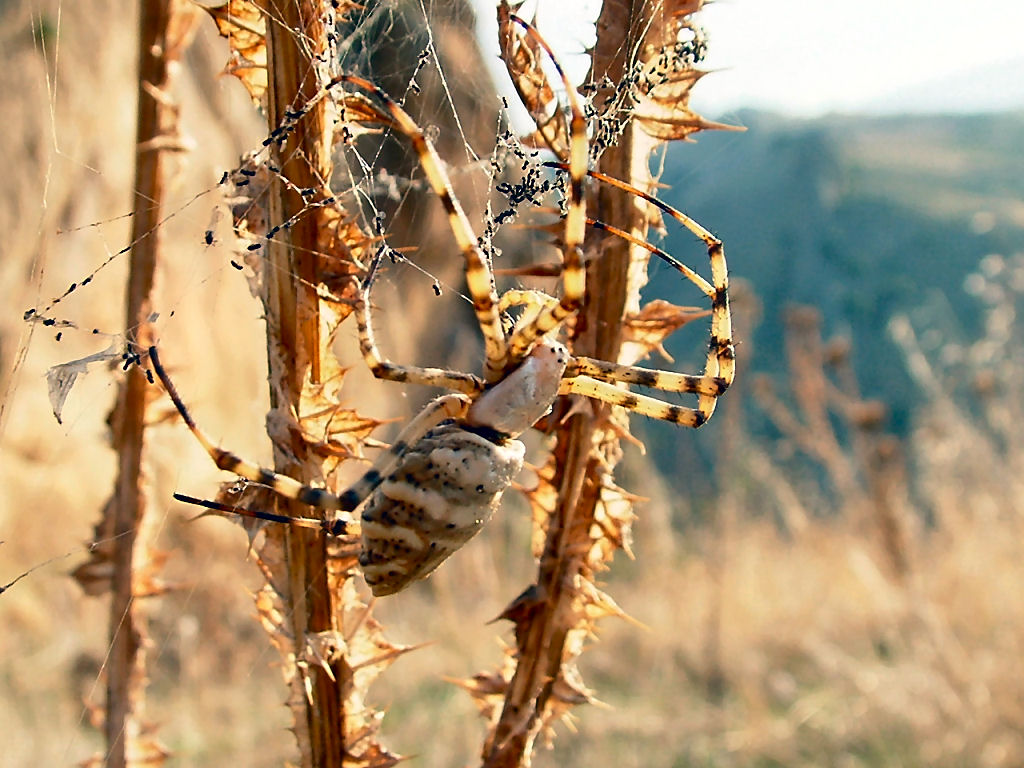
[359,423,525,595]
[467,339,568,435]
[360,338,566,595]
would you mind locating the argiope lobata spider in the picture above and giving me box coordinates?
[149,17,734,597]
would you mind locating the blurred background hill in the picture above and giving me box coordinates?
[642,109,1024,493]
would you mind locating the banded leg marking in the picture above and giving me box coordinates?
[357,254,485,395]
[150,347,472,516]
[559,375,708,428]
[327,74,508,382]
[567,356,728,398]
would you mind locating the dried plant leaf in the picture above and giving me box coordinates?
[522,454,559,559]
[338,597,421,683]
[538,661,602,746]
[449,644,518,730]
[73,488,174,598]
[70,558,115,597]
[622,298,711,365]
[632,2,743,141]
[634,69,741,141]
[344,740,405,768]
[494,583,545,628]
[131,547,174,598]
[203,0,267,104]
[496,3,569,157]
[591,479,643,561]
[46,340,123,424]
[71,498,118,595]
[315,202,376,303]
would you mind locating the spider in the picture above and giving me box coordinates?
[149,21,734,597]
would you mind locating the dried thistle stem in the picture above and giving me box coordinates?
[99,3,193,765]
[483,3,661,764]
[257,2,348,764]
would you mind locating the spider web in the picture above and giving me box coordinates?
[0,1,610,765]
[2,1,725,764]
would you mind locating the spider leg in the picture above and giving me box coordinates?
[172,492,351,537]
[566,356,728,398]
[498,288,559,314]
[558,375,709,428]
[330,75,508,383]
[149,346,472,515]
[356,250,485,395]
[497,288,559,338]
[544,164,736,414]
[502,15,587,368]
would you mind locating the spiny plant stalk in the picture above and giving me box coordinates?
[249,2,399,765]
[85,2,194,766]
[481,1,721,764]
[258,1,350,764]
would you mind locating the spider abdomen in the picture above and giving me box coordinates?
[359,421,526,596]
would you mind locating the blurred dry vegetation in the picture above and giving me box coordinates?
[2,1,1024,767]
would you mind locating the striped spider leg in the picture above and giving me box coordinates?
[487,16,734,425]
[155,14,731,595]
[150,333,565,596]
[546,166,736,426]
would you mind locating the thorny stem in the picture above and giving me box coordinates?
[483,2,659,764]
[258,1,348,765]
[103,2,190,765]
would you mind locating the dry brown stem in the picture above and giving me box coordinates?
[752,306,915,581]
[243,2,402,765]
[72,3,196,765]
[479,2,714,764]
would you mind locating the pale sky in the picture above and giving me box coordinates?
[694,0,1024,116]
[475,0,1024,117]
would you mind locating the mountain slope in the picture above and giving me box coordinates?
[656,110,1024,434]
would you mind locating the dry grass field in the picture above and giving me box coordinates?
[2,2,1023,766]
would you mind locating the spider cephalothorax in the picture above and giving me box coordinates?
[150,16,733,596]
